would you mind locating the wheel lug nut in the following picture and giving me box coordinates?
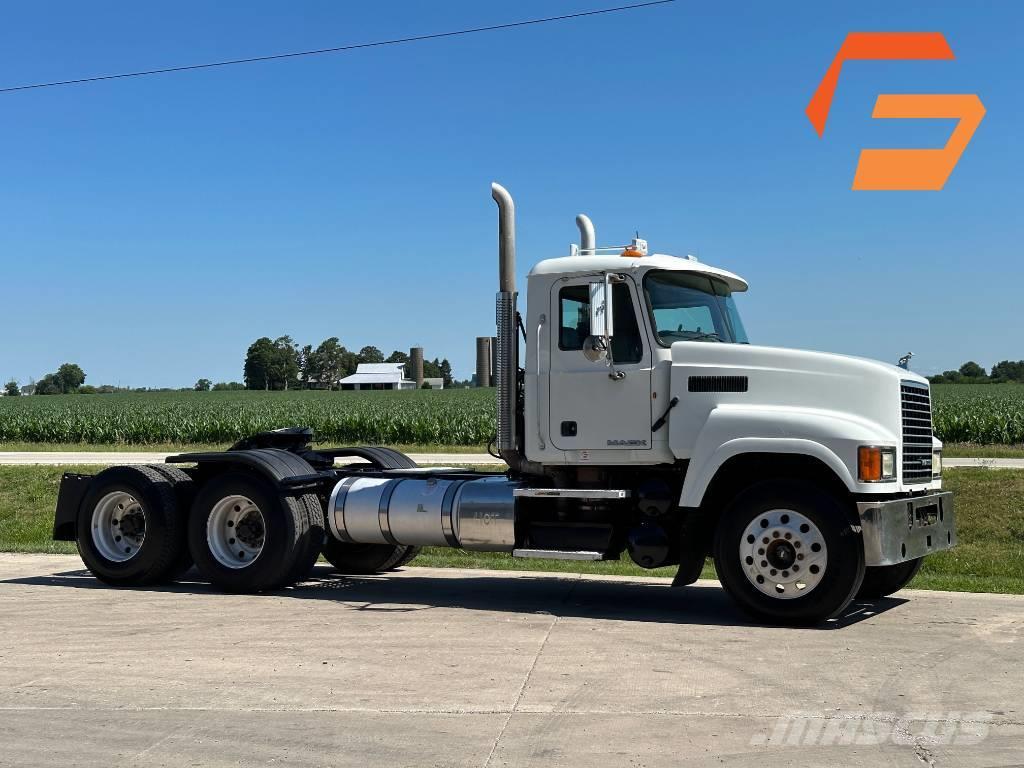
[784,532,792,540]
[782,570,789,577]
[797,553,804,561]
[229,538,235,544]
[772,531,780,538]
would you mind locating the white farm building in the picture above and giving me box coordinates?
[338,363,417,391]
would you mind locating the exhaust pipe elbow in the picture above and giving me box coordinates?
[492,182,516,293]
[576,214,595,254]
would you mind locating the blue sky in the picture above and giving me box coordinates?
[1,1,1020,386]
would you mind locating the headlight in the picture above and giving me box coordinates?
[858,446,897,482]
[933,450,942,478]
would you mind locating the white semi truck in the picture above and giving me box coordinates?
[53,183,955,624]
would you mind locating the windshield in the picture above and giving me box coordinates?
[643,270,748,344]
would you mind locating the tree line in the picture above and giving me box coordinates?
[928,360,1024,384]
[242,336,454,391]
[3,337,456,397]
[4,363,87,396]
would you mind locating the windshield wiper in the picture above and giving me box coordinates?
[685,331,721,342]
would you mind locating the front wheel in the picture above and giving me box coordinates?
[857,558,923,599]
[713,481,865,625]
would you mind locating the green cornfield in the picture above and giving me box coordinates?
[0,383,1021,446]
[931,383,1024,445]
[0,389,497,446]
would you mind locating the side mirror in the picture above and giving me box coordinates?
[588,279,614,339]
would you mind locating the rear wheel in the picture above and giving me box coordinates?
[322,539,418,574]
[145,464,196,579]
[713,481,865,624]
[188,472,314,592]
[857,558,923,599]
[77,466,188,587]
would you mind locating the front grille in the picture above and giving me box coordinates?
[901,382,933,483]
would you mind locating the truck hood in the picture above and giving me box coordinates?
[668,341,927,448]
[669,342,927,389]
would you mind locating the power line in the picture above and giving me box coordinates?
[0,0,676,95]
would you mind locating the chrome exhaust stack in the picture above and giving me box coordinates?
[576,214,595,254]
[491,182,522,471]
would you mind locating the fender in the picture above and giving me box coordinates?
[678,405,898,507]
[166,448,326,491]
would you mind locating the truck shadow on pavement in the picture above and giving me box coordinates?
[4,563,906,630]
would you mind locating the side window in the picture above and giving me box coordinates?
[558,285,590,350]
[611,283,643,364]
[558,283,644,363]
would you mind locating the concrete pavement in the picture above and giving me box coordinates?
[2,451,1024,469]
[0,554,1021,767]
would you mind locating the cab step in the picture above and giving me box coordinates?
[513,488,630,500]
[512,548,604,561]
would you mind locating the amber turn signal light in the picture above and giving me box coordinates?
[858,446,896,482]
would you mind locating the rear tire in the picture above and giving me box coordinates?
[322,539,417,574]
[77,465,188,587]
[392,546,422,569]
[713,481,865,625]
[857,558,923,599]
[188,471,312,592]
[286,494,325,585]
[146,464,196,579]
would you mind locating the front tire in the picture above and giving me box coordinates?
[857,558,923,599]
[188,472,316,592]
[713,481,865,624]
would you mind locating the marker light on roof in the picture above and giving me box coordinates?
[621,237,648,258]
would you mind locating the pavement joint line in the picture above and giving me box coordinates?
[0,707,1016,725]
[481,574,578,768]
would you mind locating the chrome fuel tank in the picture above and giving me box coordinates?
[328,475,519,552]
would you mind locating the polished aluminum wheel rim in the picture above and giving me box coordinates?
[739,509,827,599]
[91,491,146,563]
[207,495,265,569]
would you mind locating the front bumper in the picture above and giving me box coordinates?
[856,491,956,566]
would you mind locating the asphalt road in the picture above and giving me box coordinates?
[1,451,1023,469]
[0,554,1021,767]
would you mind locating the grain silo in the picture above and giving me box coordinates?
[409,347,424,388]
[475,337,492,387]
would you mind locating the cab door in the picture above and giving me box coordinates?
[548,275,652,452]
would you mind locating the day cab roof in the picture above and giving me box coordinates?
[527,253,748,293]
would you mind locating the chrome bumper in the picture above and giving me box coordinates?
[856,491,956,567]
